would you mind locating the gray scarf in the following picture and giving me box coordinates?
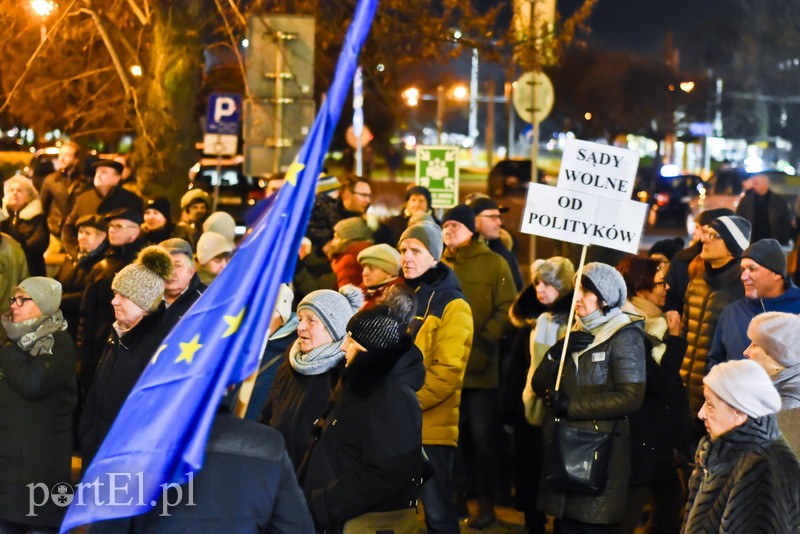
[288,337,345,376]
[1,310,68,356]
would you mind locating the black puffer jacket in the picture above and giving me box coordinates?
[532,319,645,524]
[682,414,800,533]
[303,339,425,533]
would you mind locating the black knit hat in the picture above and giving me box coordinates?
[442,204,476,234]
[145,197,172,222]
[742,239,787,279]
[405,185,432,209]
[346,287,416,352]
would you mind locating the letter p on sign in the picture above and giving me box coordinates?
[214,97,237,123]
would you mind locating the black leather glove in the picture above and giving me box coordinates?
[545,389,569,418]
[547,331,595,361]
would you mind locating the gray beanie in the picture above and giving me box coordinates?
[580,262,627,310]
[747,312,800,368]
[297,285,364,341]
[17,277,61,316]
[742,239,787,279]
[531,256,575,297]
[704,360,781,418]
[203,211,236,247]
[112,246,174,312]
[358,244,401,276]
[399,222,443,262]
[334,217,373,243]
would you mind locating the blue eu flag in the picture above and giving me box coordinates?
[60,0,378,529]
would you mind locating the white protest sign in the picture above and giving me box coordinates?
[521,183,647,254]
[557,139,639,200]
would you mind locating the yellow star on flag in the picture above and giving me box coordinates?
[284,160,305,186]
[175,335,203,365]
[223,307,246,338]
[150,344,167,365]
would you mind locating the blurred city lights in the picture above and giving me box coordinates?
[584,112,592,120]
[679,81,695,93]
[376,64,385,72]
[130,65,143,77]
[241,38,249,48]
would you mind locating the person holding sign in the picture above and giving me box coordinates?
[532,263,645,533]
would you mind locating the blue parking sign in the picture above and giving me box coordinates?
[206,93,243,135]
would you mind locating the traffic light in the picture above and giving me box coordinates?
[244,15,315,177]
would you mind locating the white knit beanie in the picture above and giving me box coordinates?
[747,312,800,368]
[704,360,781,418]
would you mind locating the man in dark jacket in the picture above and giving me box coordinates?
[398,222,473,534]
[159,238,206,331]
[709,238,800,369]
[735,172,792,245]
[468,196,523,291]
[86,409,314,534]
[40,141,89,242]
[61,159,143,254]
[306,175,370,252]
[681,215,751,429]
[80,246,173,465]
[77,209,146,394]
[441,204,516,529]
[55,214,108,342]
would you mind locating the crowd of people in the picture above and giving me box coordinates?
[0,144,798,534]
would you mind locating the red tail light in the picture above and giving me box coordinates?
[655,193,670,206]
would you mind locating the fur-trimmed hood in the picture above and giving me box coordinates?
[509,285,573,328]
[340,335,425,398]
[5,198,43,221]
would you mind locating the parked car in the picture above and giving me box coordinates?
[644,172,704,227]
[487,159,554,197]
[188,157,267,225]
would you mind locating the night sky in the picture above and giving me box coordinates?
[559,0,743,68]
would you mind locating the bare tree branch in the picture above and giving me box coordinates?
[123,0,148,25]
[213,0,252,100]
[0,0,77,115]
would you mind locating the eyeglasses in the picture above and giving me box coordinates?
[351,191,372,199]
[653,280,667,287]
[702,228,721,241]
[477,214,502,220]
[108,223,139,230]
[9,296,33,306]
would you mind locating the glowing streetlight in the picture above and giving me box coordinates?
[30,0,57,17]
[130,65,143,77]
[584,112,592,120]
[30,0,57,44]
[452,85,469,100]
[679,81,695,93]
[401,87,420,107]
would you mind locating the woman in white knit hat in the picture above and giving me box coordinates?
[745,311,800,452]
[0,277,76,531]
[682,359,800,533]
[79,245,174,465]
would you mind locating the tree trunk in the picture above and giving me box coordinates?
[132,1,209,215]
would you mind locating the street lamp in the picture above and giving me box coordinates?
[30,0,57,44]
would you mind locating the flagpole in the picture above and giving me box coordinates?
[555,243,587,392]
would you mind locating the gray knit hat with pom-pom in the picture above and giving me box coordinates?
[297,285,364,341]
[112,246,174,312]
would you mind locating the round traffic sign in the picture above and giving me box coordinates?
[513,71,554,124]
